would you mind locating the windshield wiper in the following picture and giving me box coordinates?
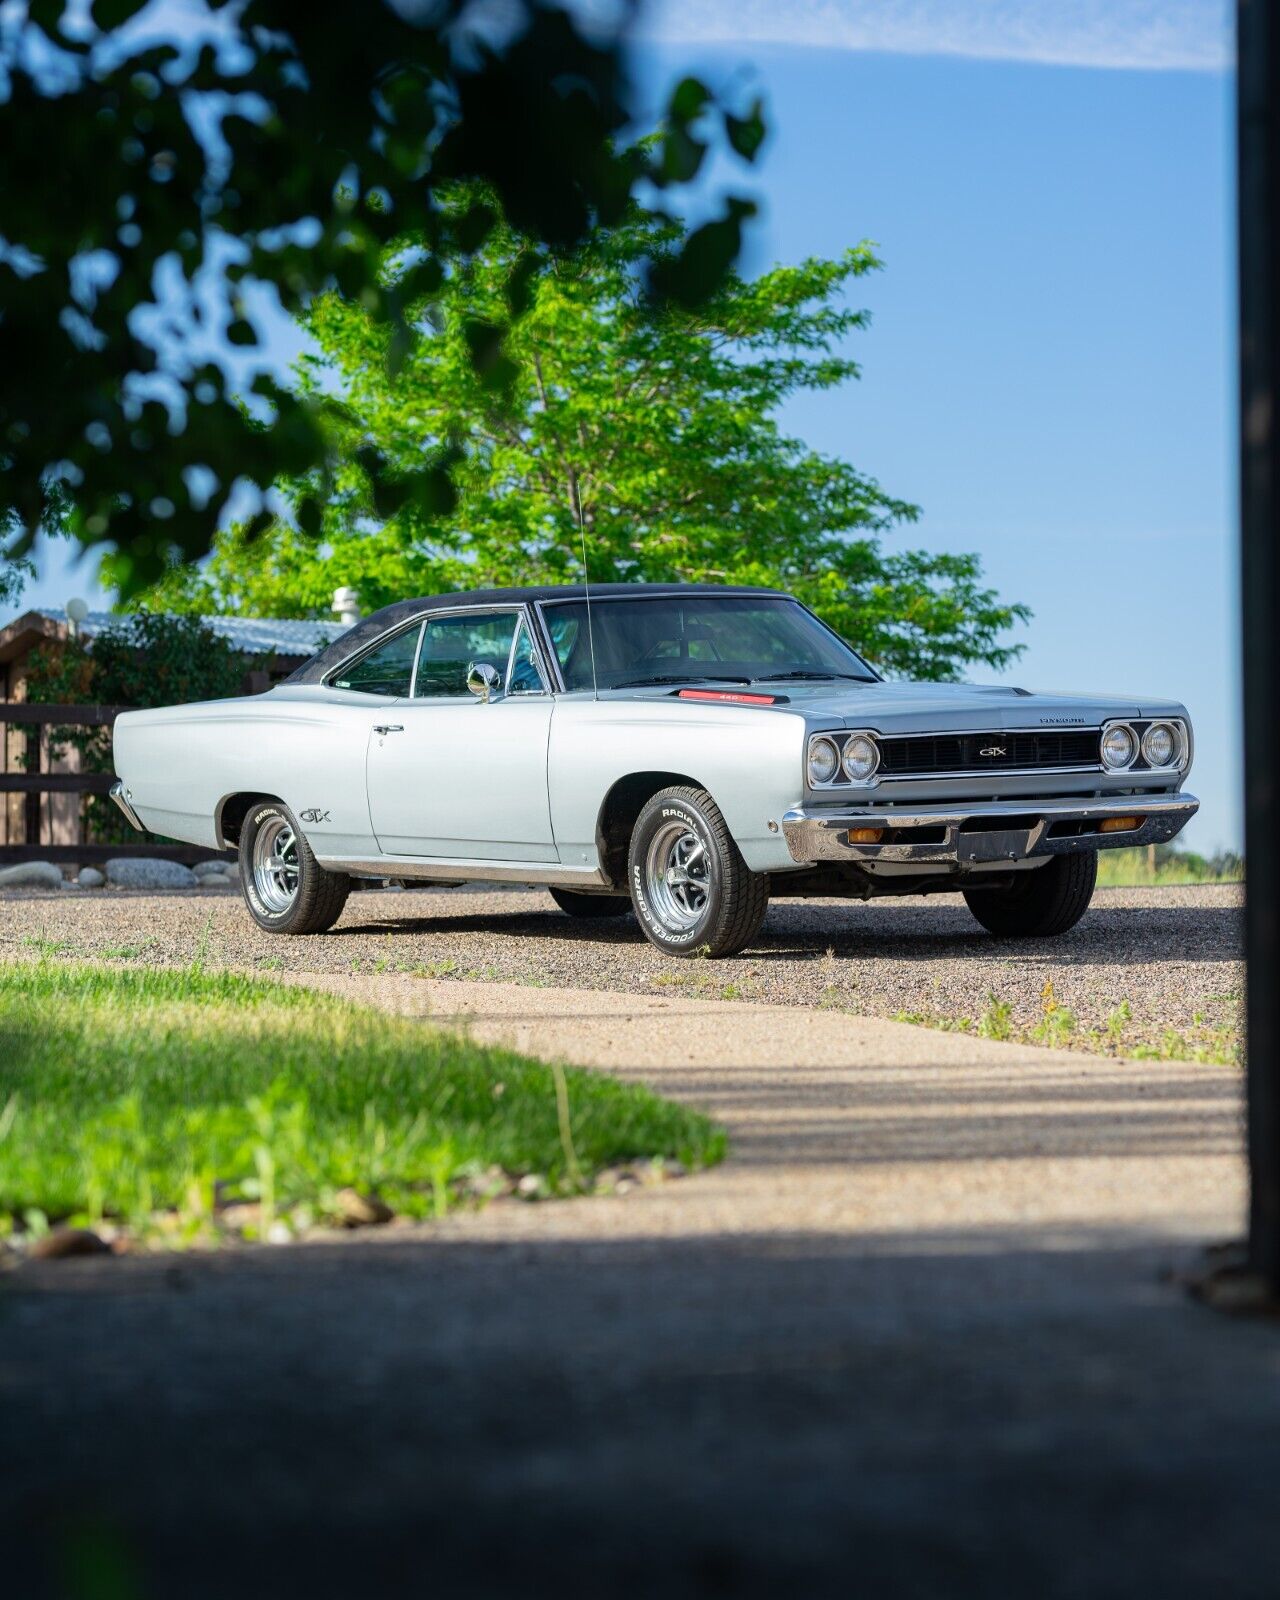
[756,670,873,683]
[611,673,752,689]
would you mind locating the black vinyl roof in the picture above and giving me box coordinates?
[284,583,785,685]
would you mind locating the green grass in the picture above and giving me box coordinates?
[0,962,724,1244]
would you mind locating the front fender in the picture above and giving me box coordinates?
[548,700,806,873]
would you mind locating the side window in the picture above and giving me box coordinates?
[508,619,548,694]
[414,610,519,698]
[545,613,580,674]
[330,623,421,696]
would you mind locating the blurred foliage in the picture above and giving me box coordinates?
[1095,843,1244,888]
[1,0,763,594]
[149,194,1028,678]
[23,610,252,840]
[0,543,31,607]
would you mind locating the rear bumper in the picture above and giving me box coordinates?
[781,791,1198,868]
[110,780,145,834]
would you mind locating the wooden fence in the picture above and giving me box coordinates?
[0,703,230,865]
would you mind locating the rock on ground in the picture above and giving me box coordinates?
[105,858,198,890]
[192,860,235,880]
[0,861,62,889]
[77,866,105,888]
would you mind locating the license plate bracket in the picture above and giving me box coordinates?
[957,828,1032,864]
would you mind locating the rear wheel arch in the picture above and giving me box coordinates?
[217,791,284,850]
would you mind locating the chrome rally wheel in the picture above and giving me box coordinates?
[251,814,300,914]
[644,821,711,932]
[239,801,351,935]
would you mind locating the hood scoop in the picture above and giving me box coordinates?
[673,688,789,706]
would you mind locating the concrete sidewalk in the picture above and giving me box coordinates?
[286,970,1246,1242]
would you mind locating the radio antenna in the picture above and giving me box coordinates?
[578,514,599,702]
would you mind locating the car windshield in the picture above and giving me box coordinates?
[540,595,877,692]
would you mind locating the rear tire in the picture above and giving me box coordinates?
[549,887,631,919]
[963,851,1097,938]
[239,801,351,935]
[628,786,769,958]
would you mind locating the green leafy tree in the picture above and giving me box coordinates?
[1,2,762,593]
[1,552,31,610]
[156,203,1027,678]
[23,612,252,842]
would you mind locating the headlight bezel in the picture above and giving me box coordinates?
[1100,721,1139,771]
[806,729,881,789]
[1100,716,1189,774]
[1140,720,1183,771]
[842,733,880,784]
[806,735,841,787]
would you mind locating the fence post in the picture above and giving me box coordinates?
[1239,0,1280,1295]
[23,722,40,848]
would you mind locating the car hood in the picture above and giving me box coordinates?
[770,680,1186,733]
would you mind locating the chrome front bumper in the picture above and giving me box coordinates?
[781,792,1199,868]
[110,780,145,833]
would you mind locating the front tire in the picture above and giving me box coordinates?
[963,850,1097,938]
[548,887,631,919]
[628,786,769,958]
[240,802,351,935]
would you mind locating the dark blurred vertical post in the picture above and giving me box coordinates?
[1239,0,1280,1293]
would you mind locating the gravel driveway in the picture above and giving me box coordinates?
[1,880,1244,1056]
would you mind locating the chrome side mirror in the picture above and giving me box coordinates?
[466,661,502,703]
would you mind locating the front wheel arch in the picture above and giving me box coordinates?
[595,770,713,888]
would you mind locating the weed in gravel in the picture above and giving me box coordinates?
[97,937,160,961]
[1104,1000,1133,1046]
[412,959,460,979]
[191,913,217,970]
[1129,1026,1239,1066]
[894,1009,972,1033]
[977,996,1013,1041]
[21,934,72,958]
[1032,983,1076,1048]
[895,985,1238,1067]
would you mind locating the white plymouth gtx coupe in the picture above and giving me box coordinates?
[111,584,1197,957]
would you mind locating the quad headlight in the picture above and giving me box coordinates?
[807,731,881,787]
[807,736,840,786]
[1101,718,1188,772]
[1141,721,1179,768]
[1100,723,1138,770]
[842,733,880,783]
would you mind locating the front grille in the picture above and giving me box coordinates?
[877,729,1100,777]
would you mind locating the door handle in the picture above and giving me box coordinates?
[373,724,404,735]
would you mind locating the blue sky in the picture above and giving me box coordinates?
[8,0,1239,849]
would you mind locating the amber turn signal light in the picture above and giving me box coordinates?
[1098,815,1140,834]
[846,827,886,844]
